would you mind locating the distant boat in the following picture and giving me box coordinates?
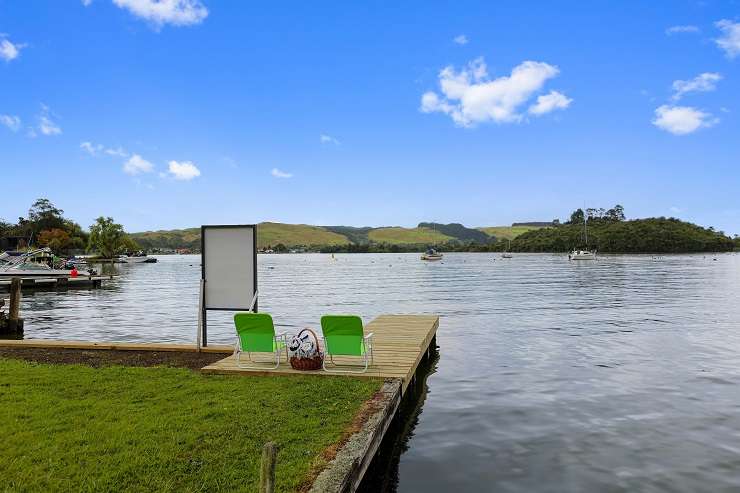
[421,249,443,261]
[121,252,157,264]
[501,239,513,258]
[568,249,596,260]
[569,214,596,260]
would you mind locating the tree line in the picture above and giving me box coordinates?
[0,198,140,258]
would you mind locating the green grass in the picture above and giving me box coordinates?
[257,222,349,248]
[0,359,380,492]
[367,227,453,245]
[477,225,545,240]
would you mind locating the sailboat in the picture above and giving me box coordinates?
[568,214,596,260]
[501,239,513,258]
[421,222,444,261]
[421,248,443,261]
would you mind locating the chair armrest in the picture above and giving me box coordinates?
[364,333,374,339]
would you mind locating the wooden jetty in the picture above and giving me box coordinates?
[0,274,117,290]
[202,314,439,395]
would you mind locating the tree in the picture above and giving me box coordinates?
[88,217,127,259]
[38,228,72,254]
[28,198,66,234]
[569,208,584,225]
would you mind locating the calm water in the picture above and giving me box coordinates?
[14,252,740,492]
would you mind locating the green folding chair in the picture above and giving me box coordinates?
[233,313,288,369]
[320,315,374,373]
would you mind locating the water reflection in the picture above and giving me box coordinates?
[359,342,440,492]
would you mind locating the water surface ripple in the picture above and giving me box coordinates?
[16,252,740,492]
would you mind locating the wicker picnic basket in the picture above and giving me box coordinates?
[289,328,324,371]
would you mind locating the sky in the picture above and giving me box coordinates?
[1,1,739,235]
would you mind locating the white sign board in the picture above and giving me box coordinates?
[201,225,257,311]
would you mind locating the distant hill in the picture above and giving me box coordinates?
[131,228,201,251]
[512,217,734,253]
[418,222,492,243]
[130,216,732,253]
[257,222,348,248]
[131,223,350,251]
[132,222,508,250]
[323,226,374,244]
[477,225,547,240]
[367,226,454,244]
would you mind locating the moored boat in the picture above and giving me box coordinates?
[121,252,157,263]
[421,249,443,261]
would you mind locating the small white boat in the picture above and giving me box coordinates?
[501,240,513,258]
[569,211,596,260]
[121,252,157,264]
[421,249,443,261]
[568,249,597,260]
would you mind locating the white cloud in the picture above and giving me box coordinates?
[666,25,700,35]
[167,160,200,180]
[82,0,93,5]
[669,206,684,214]
[38,105,61,135]
[453,34,468,45]
[113,0,208,27]
[420,57,568,127]
[81,141,129,157]
[0,35,25,62]
[0,115,21,132]
[320,134,340,145]
[528,90,572,115]
[105,146,128,157]
[271,168,293,178]
[123,154,154,175]
[652,105,717,135]
[80,141,103,155]
[671,72,721,100]
[716,20,740,58]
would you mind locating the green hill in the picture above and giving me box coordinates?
[129,211,732,253]
[256,222,348,248]
[419,222,492,243]
[477,225,546,240]
[367,227,454,245]
[131,228,201,251]
[512,217,734,253]
[131,223,350,250]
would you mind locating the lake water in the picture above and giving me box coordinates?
[14,252,740,492]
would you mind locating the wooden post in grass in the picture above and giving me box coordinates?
[260,441,277,493]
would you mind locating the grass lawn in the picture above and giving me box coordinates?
[0,358,381,492]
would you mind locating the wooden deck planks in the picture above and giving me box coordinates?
[201,314,439,394]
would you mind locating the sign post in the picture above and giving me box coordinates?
[200,225,257,347]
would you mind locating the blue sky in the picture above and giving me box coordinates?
[1,1,739,235]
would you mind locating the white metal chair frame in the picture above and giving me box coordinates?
[321,332,374,374]
[234,332,289,370]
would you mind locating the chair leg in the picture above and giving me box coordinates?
[322,353,369,374]
[235,349,280,370]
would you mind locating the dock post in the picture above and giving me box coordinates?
[260,441,277,493]
[7,277,23,334]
